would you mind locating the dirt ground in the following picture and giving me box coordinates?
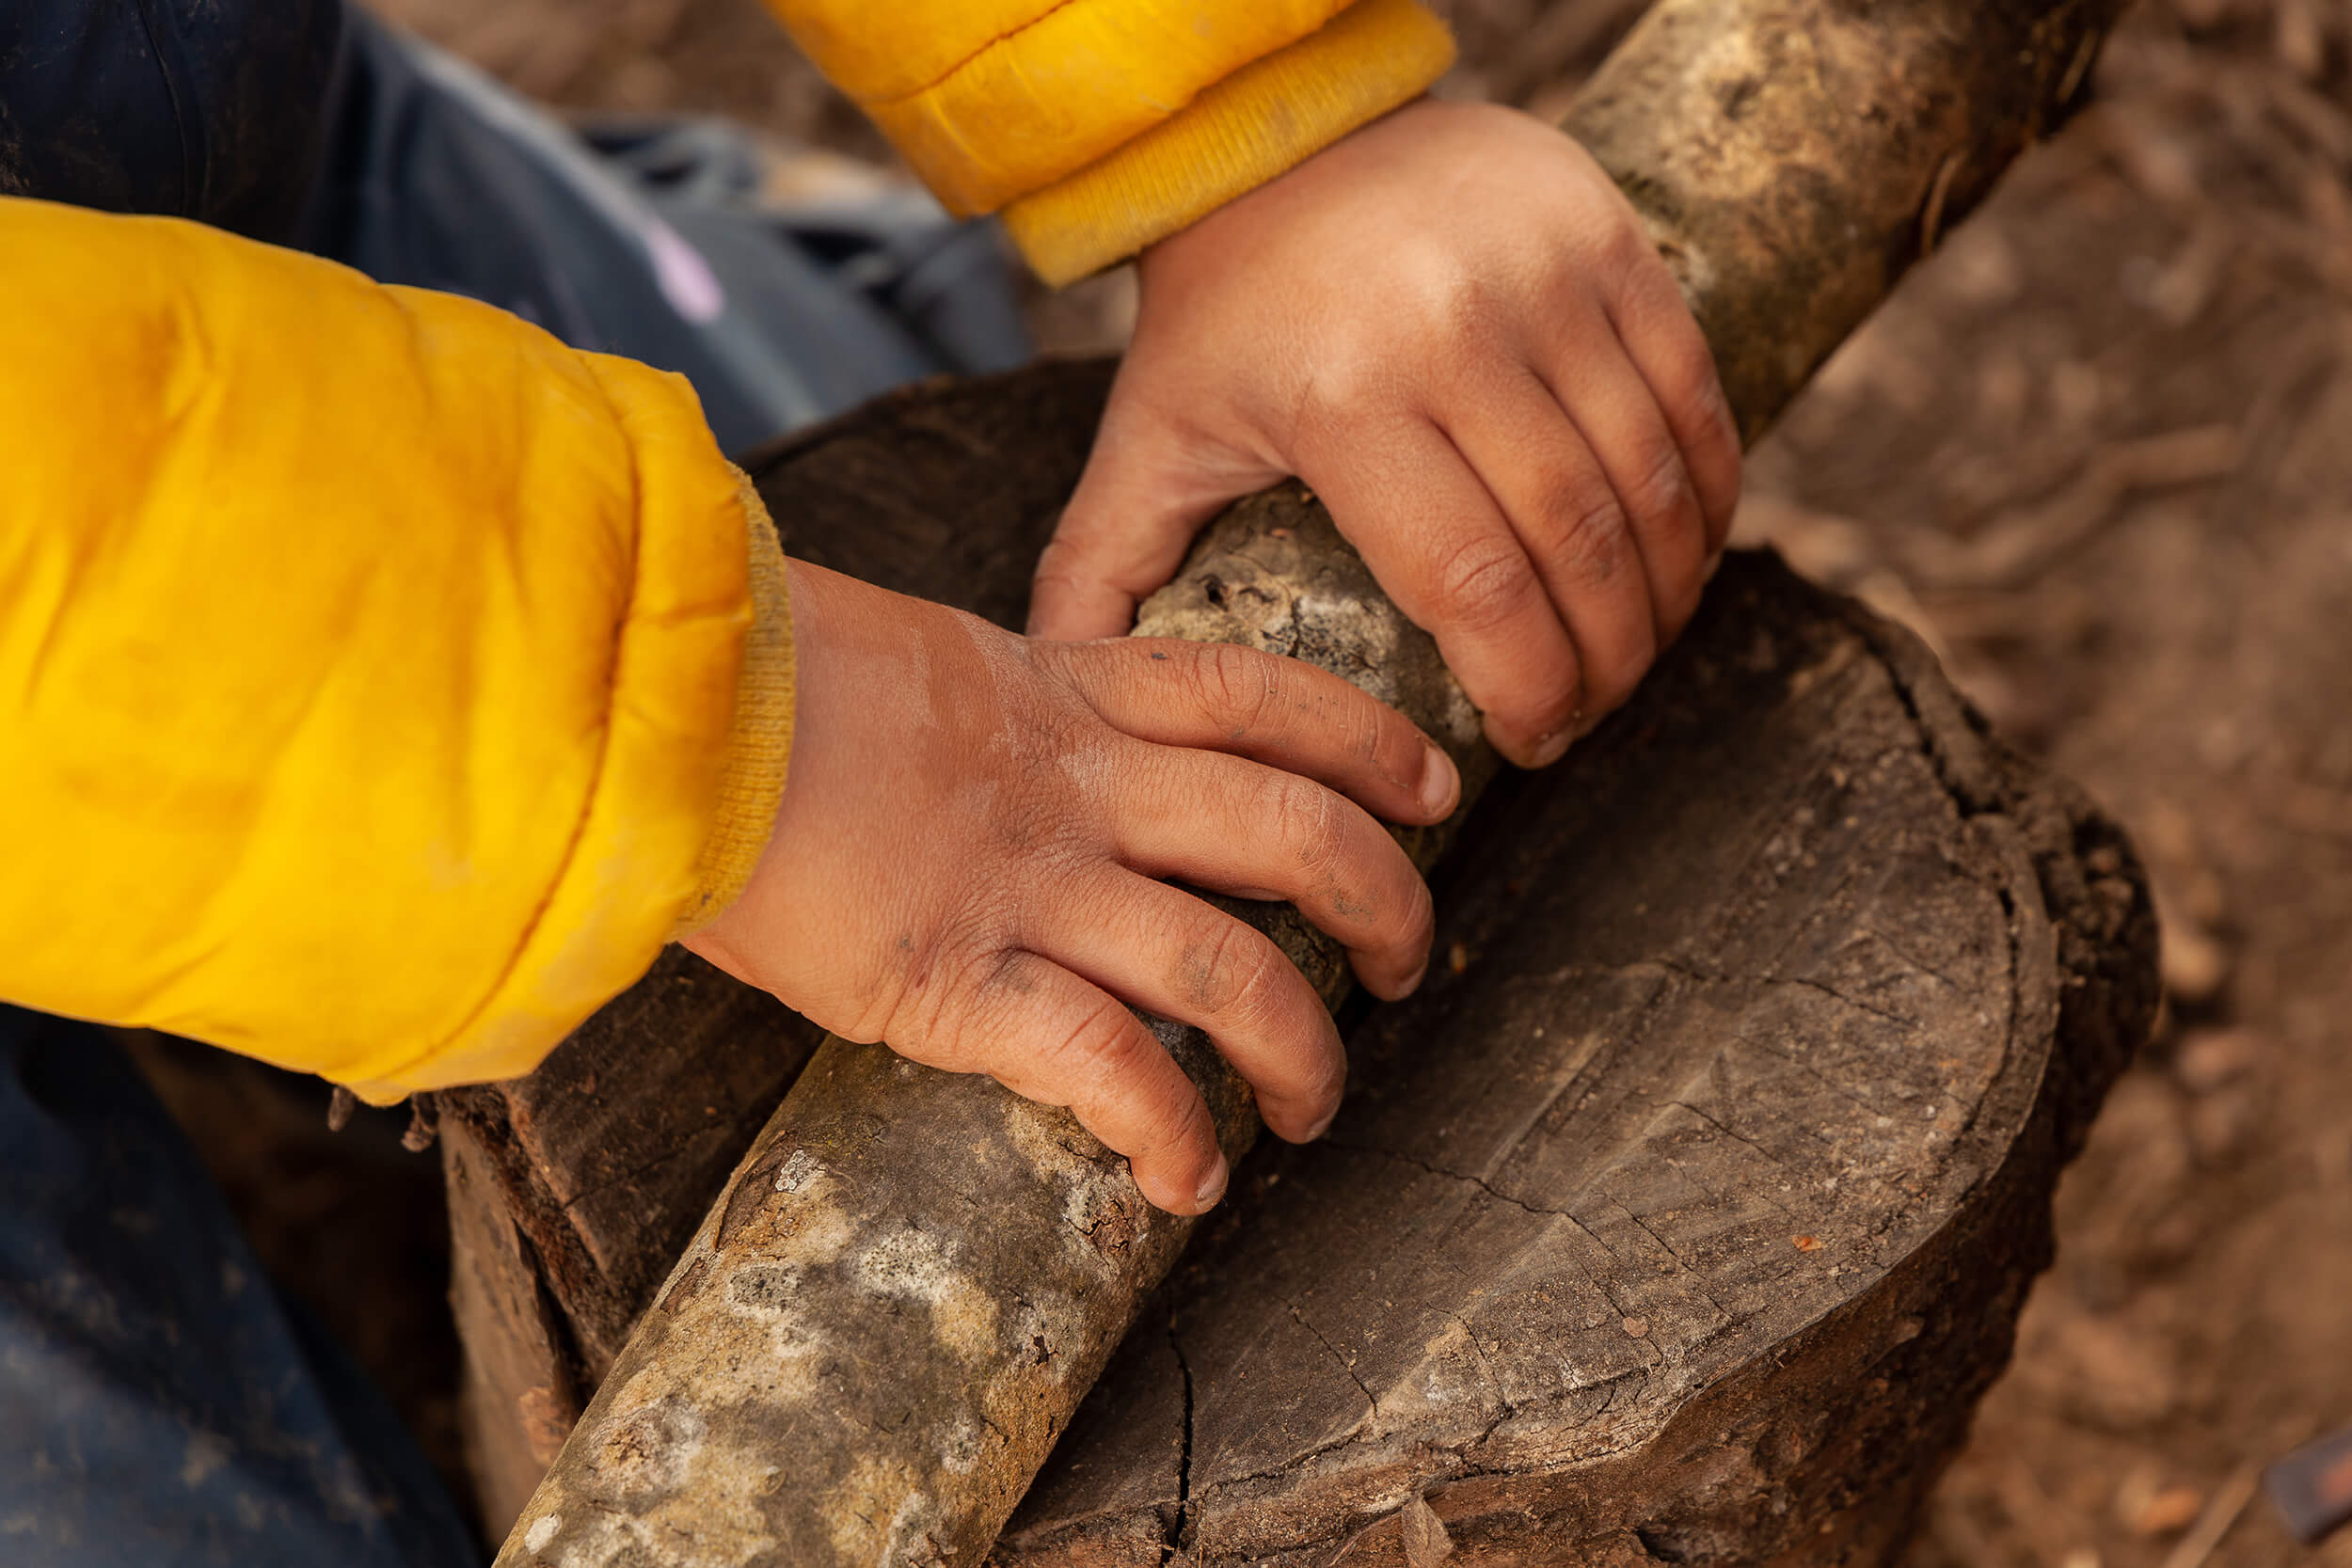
[1752,8,2352,1565]
[173,1,2352,1561]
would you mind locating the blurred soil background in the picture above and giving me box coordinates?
[153,0,2352,1561]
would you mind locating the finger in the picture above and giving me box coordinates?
[960,950,1229,1214]
[1030,395,1280,641]
[1039,637,1461,825]
[1301,418,1585,767]
[1112,749,1435,1000]
[1525,315,1713,649]
[1444,365,1662,722]
[1605,259,1744,552]
[1040,871,1347,1143]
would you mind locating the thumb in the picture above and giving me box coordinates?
[1028,403,1279,640]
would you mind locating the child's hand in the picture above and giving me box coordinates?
[684,562,1458,1215]
[1027,99,1741,768]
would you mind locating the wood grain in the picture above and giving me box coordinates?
[465,0,2148,1560]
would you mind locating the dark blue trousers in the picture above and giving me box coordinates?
[0,1012,484,1565]
[0,2,1027,452]
[0,7,1028,1563]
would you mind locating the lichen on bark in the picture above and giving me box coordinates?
[494,3,2134,1563]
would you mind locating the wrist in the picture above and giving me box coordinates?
[668,477,797,939]
[1001,0,1455,286]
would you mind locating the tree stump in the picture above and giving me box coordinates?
[445,364,2154,1560]
[993,553,2151,1566]
[437,361,1122,1528]
[444,0,2157,1552]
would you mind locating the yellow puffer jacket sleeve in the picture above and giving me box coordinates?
[0,197,795,1102]
[764,0,1458,285]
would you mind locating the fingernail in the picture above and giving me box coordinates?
[1703,551,1724,584]
[1399,958,1429,997]
[1306,1109,1338,1142]
[1531,727,1574,768]
[1417,744,1461,818]
[1194,1153,1231,1212]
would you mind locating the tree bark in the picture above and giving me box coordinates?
[991,554,2153,1564]
[479,1,2137,1562]
[439,362,1121,1532]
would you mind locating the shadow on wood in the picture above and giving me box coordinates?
[436,361,1120,1528]
[450,0,2154,1554]
[444,363,2154,1561]
[996,549,2153,1565]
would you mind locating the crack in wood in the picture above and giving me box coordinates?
[1289,1301,1377,1433]
[1604,1195,1739,1324]
[1165,1315,1196,1561]
[1324,1138,1579,1225]
[1763,974,1920,1030]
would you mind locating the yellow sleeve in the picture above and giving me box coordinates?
[763,0,1457,285]
[0,197,794,1101]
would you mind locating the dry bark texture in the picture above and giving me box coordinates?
[478,0,2145,1561]
[992,556,2154,1565]
[439,949,824,1518]
[488,467,1496,1568]
[1567,0,2132,446]
[442,361,1122,1529]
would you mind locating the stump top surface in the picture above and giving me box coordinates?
[454,363,2148,1567]
[998,552,2134,1564]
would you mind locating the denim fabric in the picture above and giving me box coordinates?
[0,1010,483,1566]
[0,1,342,243]
[1,6,1032,1561]
[2,3,1028,454]
[300,12,1029,451]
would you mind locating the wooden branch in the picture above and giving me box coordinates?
[489,2,2133,1562]
[992,551,2155,1564]
[440,362,1126,1536]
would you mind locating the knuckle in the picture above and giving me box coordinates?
[1339,691,1391,772]
[1178,917,1315,1080]
[1268,774,1349,878]
[1532,481,1631,594]
[1212,926,1292,1036]
[917,943,1033,1069]
[1046,991,1146,1084]
[1626,443,1698,534]
[1193,640,1279,738]
[1597,216,1659,290]
[1421,264,1498,344]
[1666,338,1729,426]
[1296,341,1392,434]
[1027,540,1093,607]
[1197,923,1332,1095]
[1430,535,1542,634]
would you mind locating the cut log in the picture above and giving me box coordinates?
[459,0,2147,1560]
[437,360,1122,1529]
[993,553,2153,1564]
[439,948,825,1517]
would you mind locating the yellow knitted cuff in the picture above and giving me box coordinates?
[1002,0,1456,286]
[669,474,795,938]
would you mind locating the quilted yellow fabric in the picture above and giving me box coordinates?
[0,198,787,1101]
[768,0,1456,281]
[0,0,1452,1096]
